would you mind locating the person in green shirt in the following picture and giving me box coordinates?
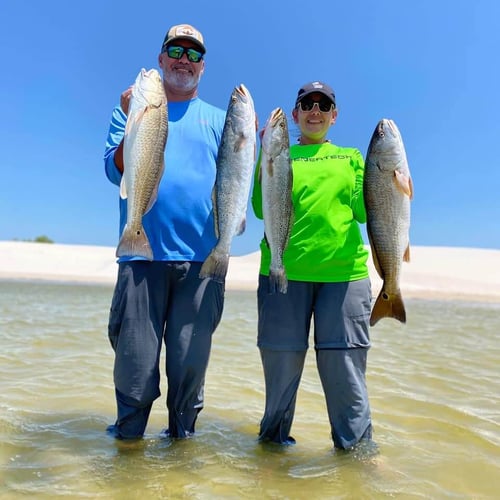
[251,81,376,452]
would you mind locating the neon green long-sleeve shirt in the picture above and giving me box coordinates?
[251,142,369,282]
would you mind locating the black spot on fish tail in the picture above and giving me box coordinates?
[116,225,153,261]
[370,288,406,326]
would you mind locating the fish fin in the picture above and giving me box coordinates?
[233,133,247,153]
[124,117,133,136]
[367,226,384,279]
[119,176,127,199]
[266,157,275,177]
[144,192,158,215]
[199,249,229,283]
[269,267,288,294]
[116,224,153,261]
[403,243,410,263]
[408,176,415,200]
[236,217,246,236]
[143,160,164,215]
[394,170,412,197]
[124,107,147,136]
[370,288,406,326]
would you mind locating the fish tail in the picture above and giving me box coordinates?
[116,225,153,261]
[269,267,288,294]
[199,250,229,283]
[370,288,406,326]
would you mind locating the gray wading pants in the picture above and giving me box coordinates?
[107,261,224,439]
[257,276,373,449]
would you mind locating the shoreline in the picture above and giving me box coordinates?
[1,241,499,303]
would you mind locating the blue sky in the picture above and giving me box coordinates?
[1,0,499,255]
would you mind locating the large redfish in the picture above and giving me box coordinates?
[199,84,256,282]
[364,118,413,326]
[116,68,168,260]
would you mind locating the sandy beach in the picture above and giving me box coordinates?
[0,241,499,303]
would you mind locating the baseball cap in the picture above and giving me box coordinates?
[295,81,336,108]
[161,24,206,54]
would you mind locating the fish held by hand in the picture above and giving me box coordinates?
[116,68,168,261]
[364,118,414,326]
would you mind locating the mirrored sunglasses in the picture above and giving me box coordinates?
[165,45,204,63]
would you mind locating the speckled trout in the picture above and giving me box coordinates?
[260,107,293,293]
[364,118,413,326]
[199,84,256,282]
[116,68,168,260]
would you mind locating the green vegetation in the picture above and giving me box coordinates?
[33,235,54,243]
[13,235,54,244]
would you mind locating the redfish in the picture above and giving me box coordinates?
[364,118,413,326]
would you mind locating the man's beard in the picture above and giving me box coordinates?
[164,69,201,93]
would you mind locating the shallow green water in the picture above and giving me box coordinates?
[1,281,499,498]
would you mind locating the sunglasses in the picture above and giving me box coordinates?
[298,97,334,112]
[165,45,204,63]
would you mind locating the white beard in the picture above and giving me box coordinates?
[164,69,201,93]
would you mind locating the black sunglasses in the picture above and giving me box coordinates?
[298,97,334,112]
[165,45,204,63]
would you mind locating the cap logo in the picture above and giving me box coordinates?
[175,26,195,37]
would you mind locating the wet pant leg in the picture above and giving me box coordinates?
[314,278,373,449]
[111,388,153,439]
[316,347,372,449]
[258,349,307,444]
[257,275,313,444]
[107,261,168,439]
[163,262,224,438]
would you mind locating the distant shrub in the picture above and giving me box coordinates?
[12,235,55,243]
[33,235,54,244]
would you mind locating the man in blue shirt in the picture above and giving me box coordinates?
[104,24,226,440]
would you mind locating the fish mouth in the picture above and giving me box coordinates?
[386,119,398,135]
[378,119,399,140]
[141,68,158,78]
[268,107,284,126]
[236,84,250,97]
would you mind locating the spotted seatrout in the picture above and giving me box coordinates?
[199,84,256,282]
[260,107,293,293]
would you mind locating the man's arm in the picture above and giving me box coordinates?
[103,87,132,183]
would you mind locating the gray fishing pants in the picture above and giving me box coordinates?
[107,261,224,439]
[257,276,372,449]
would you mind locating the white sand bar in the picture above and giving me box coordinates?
[0,241,499,303]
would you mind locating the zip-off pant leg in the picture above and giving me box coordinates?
[258,349,307,444]
[316,347,372,449]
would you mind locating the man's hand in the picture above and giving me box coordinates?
[120,87,133,115]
